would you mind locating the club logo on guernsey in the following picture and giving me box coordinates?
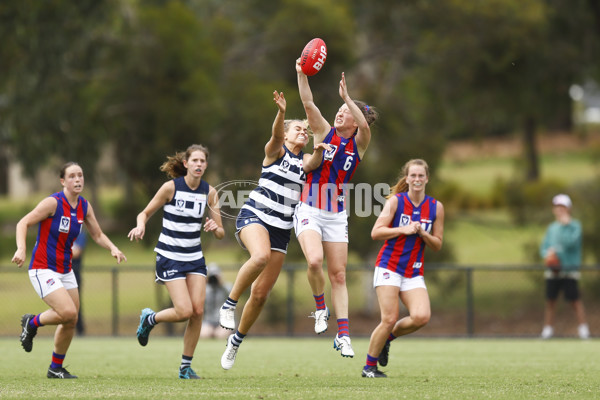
[324,145,338,161]
[176,199,185,210]
[279,159,290,173]
[59,216,70,233]
[400,214,411,226]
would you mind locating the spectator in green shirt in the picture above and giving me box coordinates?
[539,194,589,339]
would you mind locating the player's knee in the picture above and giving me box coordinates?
[60,307,78,324]
[381,314,397,329]
[329,270,346,287]
[192,307,204,320]
[176,304,194,320]
[249,290,270,307]
[306,256,323,271]
[411,311,430,328]
[250,251,271,268]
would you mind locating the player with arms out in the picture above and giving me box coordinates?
[12,162,126,379]
[128,144,224,379]
[362,159,444,378]
[295,58,378,358]
[219,91,333,369]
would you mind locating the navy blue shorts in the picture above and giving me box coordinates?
[545,278,580,301]
[155,254,207,283]
[235,208,291,254]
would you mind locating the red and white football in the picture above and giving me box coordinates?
[300,38,327,76]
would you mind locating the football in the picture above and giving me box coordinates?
[300,38,327,76]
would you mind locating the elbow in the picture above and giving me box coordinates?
[302,100,316,110]
[90,231,104,243]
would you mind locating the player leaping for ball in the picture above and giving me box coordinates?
[218,90,331,370]
[294,58,378,358]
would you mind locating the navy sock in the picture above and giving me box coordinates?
[223,297,238,309]
[146,312,157,326]
[180,355,192,370]
[231,330,246,347]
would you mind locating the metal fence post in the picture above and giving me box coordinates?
[112,267,118,336]
[466,267,474,337]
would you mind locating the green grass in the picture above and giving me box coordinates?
[1,337,598,399]
[446,210,545,264]
[439,149,598,196]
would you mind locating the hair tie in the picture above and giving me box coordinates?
[364,105,370,112]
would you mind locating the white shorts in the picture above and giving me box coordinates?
[373,267,427,291]
[29,269,78,299]
[293,202,348,243]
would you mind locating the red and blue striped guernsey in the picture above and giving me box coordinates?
[29,191,88,273]
[375,192,438,278]
[300,128,360,213]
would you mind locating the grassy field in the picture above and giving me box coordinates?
[438,151,598,196]
[1,337,598,399]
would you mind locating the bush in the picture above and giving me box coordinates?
[503,178,566,225]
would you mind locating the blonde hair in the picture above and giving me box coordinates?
[160,144,209,179]
[284,119,312,137]
[387,159,430,198]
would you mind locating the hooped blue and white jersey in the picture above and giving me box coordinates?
[242,146,305,230]
[154,177,209,262]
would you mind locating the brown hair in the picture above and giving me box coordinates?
[160,144,209,179]
[353,100,378,126]
[60,162,81,179]
[388,159,430,198]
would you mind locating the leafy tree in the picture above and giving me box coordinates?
[0,0,117,186]
[96,1,224,222]
[410,0,597,181]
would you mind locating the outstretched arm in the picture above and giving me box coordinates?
[264,91,287,163]
[339,72,371,158]
[296,59,330,143]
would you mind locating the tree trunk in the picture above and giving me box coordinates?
[0,146,8,195]
[523,116,539,182]
[588,0,600,36]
